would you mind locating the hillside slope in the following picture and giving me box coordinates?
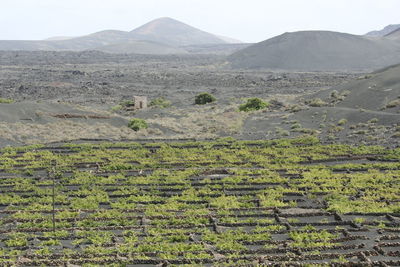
[228,31,400,71]
[385,28,400,40]
[313,63,400,112]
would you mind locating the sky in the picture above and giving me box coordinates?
[0,0,399,43]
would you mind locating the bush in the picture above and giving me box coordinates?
[337,119,348,126]
[111,104,123,112]
[330,90,339,99]
[386,99,400,108]
[368,118,379,124]
[306,98,327,107]
[149,97,171,108]
[239,98,269,112]
[111,100,135,113]
[289,105,302,113]
[128,118,148,131]
[0,98,14,104]
[121,100,135,106]
[195,93,216,105]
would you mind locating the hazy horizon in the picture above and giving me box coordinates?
[1,0,399,43]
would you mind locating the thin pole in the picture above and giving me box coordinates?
[52,160,56,233]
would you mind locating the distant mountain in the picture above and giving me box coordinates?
[45,36,75,41]
[129,17,227,46]
[228,31,400,71]
[366,24,400,37]
[0,17,239,54]
[0,40,54,51]
[0,30,134,51]
[215,35,243,44]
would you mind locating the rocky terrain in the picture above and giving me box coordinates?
[2,49,398,148]
[0,51,354,104]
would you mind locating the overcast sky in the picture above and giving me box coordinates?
[1,0,399,43]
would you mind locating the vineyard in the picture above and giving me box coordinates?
[0,136,399,266]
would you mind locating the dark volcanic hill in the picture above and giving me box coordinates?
[129,17,227,46]
[228,31,400,71]
[366,24,400,37]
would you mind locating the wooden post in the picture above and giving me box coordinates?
[51,160,56,233]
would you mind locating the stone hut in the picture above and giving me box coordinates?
[126,96,148,111]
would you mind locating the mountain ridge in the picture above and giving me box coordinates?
[366,24,400,37]
[0,17,239,53]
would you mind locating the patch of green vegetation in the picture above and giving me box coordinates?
[368,118,379,124]
[194,92,216,105]
[337,118,348,126]
[111,100,135,112]
[353,217,366,224]
[275,127,290,136]
[306,98,327,107]
[0,98,14,104]
[120,100,135,106]
[5,233,29,247]
[111,104,123,112]
[149,97,171,108]
[128,118,148,131]
[239,97,269,112]
[289,104,302,112]
[386,99,400,108]
[289,226,338,248]
[0,137,398,264]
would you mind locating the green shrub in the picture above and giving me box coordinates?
[121,100,135,106]
[149,97,171,108]
[194,93,216,105]
[330,90,339,99]
[386,99,400,108]
[111,104,123,112]
[289,104,302,112]
[306,98,327,107]
[368,118,379,124]
[0,98,14,104]
[291,123,302,129]
[128,118,148,131]
[239,98,269,112]
[111,100,135,112]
